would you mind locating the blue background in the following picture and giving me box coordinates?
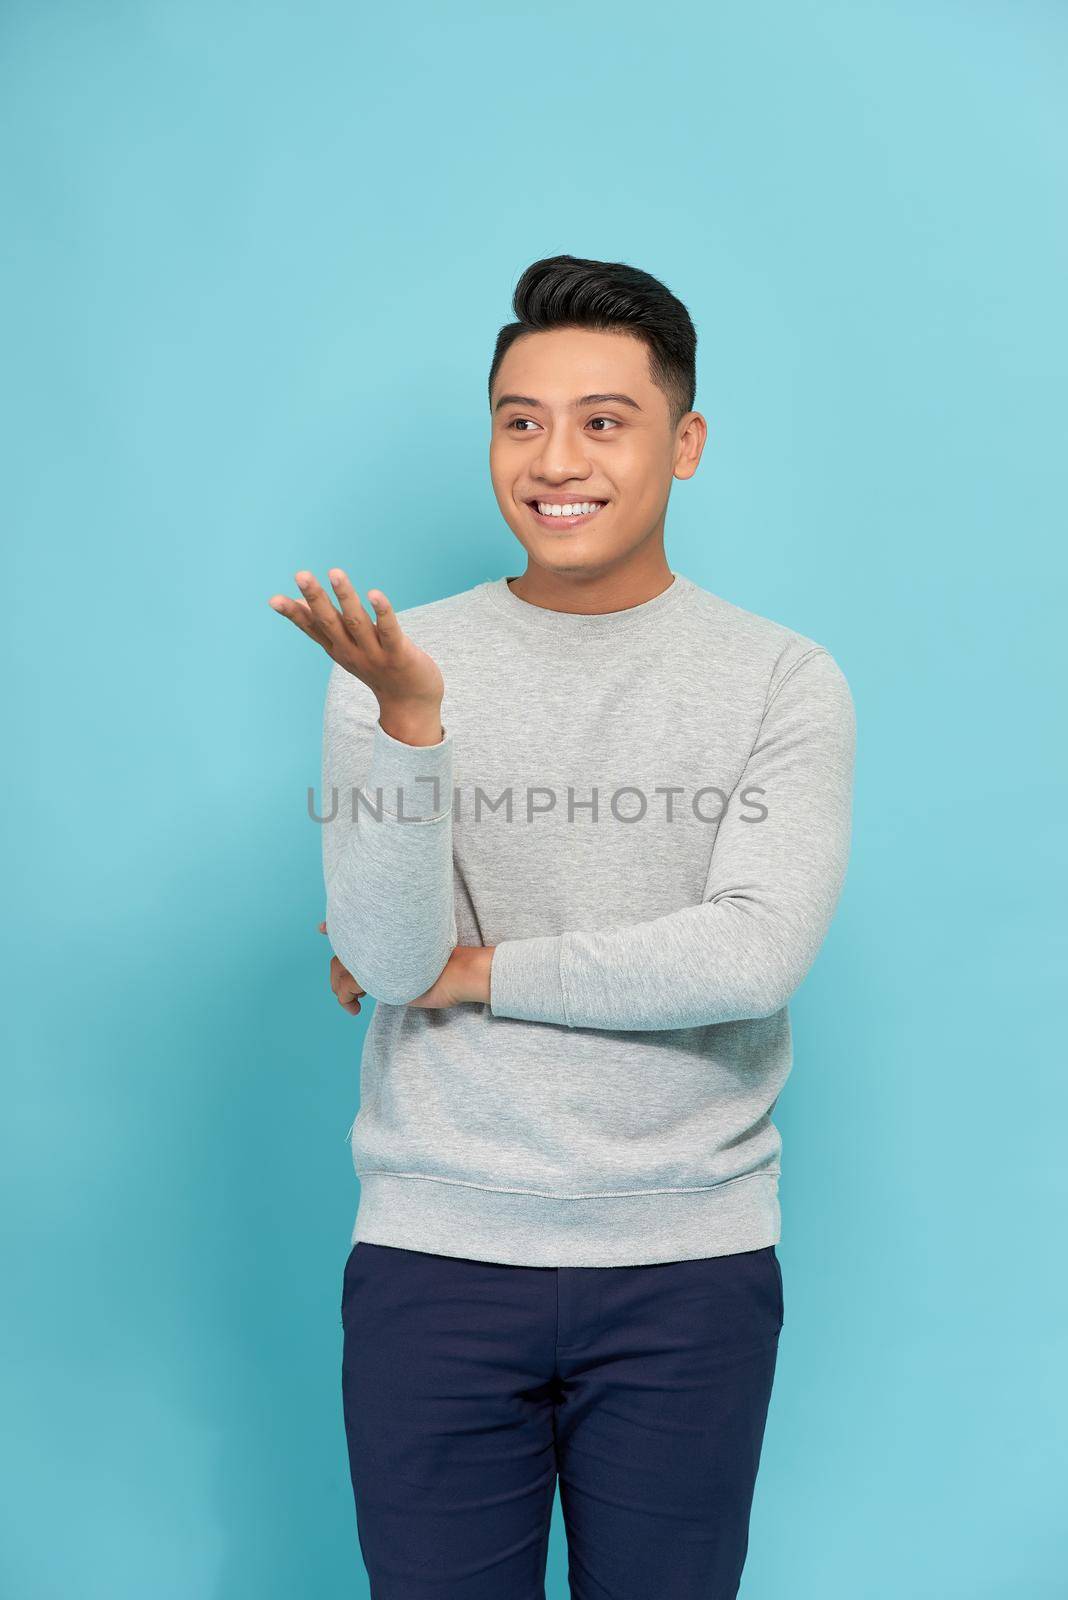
[3,3,1065,1595]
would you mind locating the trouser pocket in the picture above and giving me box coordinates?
[771,1248,784,1330]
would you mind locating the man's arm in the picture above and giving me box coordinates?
[268,565,457,1008]
[486,647,856,1031]
[321,662,457,1006]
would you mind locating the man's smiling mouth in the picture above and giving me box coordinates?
[525,497,608,526]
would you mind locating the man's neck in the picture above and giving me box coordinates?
[506,547,675,616]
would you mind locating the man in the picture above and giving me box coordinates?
[269,254,856,1599]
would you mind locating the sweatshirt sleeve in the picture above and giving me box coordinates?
[321,662,457,1006]
[488,647,856,1031]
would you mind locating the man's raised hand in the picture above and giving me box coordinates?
[269,569,445,736]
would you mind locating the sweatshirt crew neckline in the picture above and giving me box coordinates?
[482,571,695,637]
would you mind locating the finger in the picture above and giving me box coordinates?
[328,569,379,649]
[268,595,328,644]
[294,571,344,640]
[318,920,327,934]
[337,974,364,1012]
[330,957,366,1001]
[365,589,404,652]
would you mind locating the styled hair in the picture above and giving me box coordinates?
[488,254,697,429]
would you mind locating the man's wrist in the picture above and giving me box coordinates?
[459,945,495,1004]
[377,699,445,747]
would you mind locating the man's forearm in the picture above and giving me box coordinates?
[322,666,456,1006]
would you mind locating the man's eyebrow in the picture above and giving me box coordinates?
[493,392,643,413]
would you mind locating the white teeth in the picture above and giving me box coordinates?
[535,501,604,518]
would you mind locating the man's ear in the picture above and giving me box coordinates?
[673,410,708,482]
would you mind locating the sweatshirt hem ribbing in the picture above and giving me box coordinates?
[350,1168,780,1267]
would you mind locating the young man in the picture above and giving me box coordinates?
[270,255,856,1599]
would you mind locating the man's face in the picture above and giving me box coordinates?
[489,326,703,575]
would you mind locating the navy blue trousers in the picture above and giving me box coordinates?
[340,1239,783,1599]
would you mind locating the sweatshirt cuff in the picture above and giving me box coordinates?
[360,721,453,821]
[489,935,570,1026]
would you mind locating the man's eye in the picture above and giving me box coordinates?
[506,416,619,433]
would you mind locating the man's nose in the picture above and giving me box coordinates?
[531,425,591,481]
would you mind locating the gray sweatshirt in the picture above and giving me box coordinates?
[320,571,856,1267]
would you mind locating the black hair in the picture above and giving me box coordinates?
[488,254,697,429]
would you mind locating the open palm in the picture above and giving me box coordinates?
[268,568,444,706]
